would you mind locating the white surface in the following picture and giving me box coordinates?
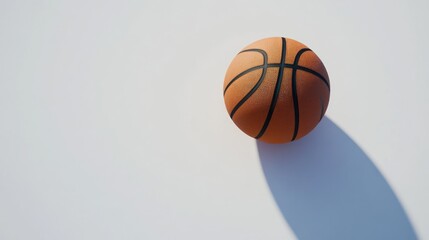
[0,0,428,239]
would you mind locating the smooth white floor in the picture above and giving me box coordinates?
[0,1,428,239]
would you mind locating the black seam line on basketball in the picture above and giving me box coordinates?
[291,48,311,141]
[223,65,263,95]
[255,38,287,139]
[224,58,330,95]
[224,64,329,94]
[223,49,268,95]
[229,49,268,119]
[319,97,325,121]
[295,65,330,90]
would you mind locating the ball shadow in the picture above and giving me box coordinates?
[257,117,417,240]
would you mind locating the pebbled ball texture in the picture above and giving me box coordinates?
[223,37,330,144]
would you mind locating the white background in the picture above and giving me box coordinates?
[0,0,428,239]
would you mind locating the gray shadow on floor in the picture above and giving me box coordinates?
[257,117,417,240]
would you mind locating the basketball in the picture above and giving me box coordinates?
[223,37,330,144]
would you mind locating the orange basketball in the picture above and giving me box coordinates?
[223,37,330,144]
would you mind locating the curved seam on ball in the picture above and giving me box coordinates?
[319,97,325,121]
[224,58,330,96]
[255,37,287,139]
[229,49,268,119]
[291,48,312,141]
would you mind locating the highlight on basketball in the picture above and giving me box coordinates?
[223,37,330,144]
